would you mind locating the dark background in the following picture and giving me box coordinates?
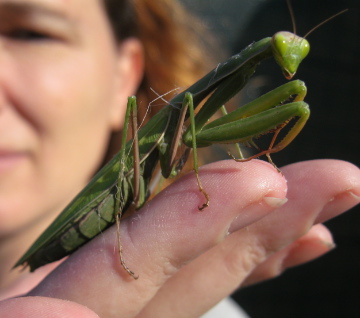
[182,0,360,317]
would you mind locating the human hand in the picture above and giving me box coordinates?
[1,159,359,318]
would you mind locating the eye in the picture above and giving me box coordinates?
[6,28,51,41]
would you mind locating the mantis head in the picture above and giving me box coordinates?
[273,0,347,80]
[272,32,310,80]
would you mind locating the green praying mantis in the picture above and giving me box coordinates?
[14,3,346,279]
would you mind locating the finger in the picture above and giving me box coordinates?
[0,296,99,318]
[236,160,359,260]
[282,159,360,225]
[243,223,334,286]
[136,159,360,318]
[27,160,287,318]
[134,224,333,318]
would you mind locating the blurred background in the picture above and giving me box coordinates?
[181,0,360,317]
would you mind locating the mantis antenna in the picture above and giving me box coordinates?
[286,0,348,38]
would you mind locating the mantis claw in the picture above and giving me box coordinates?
[198,190,210,211]
[195,170,210,211]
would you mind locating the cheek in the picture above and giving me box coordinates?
[0,52,126,234]
[24,51,122,158]
[37,56,123,181]
[33,54,120,130]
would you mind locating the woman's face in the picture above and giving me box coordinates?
[0,0,142,236]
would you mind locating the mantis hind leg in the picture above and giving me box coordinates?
[115,97,140,279]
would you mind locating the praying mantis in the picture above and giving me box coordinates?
[14,3,346,279]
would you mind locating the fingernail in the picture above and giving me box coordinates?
[284,240,336,269]
[322,241,336,250]
[349,191,360,201]
[263,196,288,208]
[228,196,287,234]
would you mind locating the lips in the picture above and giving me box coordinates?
[0,151,28,173]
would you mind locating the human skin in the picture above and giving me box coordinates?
[1,159,359,318]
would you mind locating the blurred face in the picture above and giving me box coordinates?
[0,0,142,236]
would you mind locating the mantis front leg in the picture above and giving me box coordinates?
[184,80,309,155]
